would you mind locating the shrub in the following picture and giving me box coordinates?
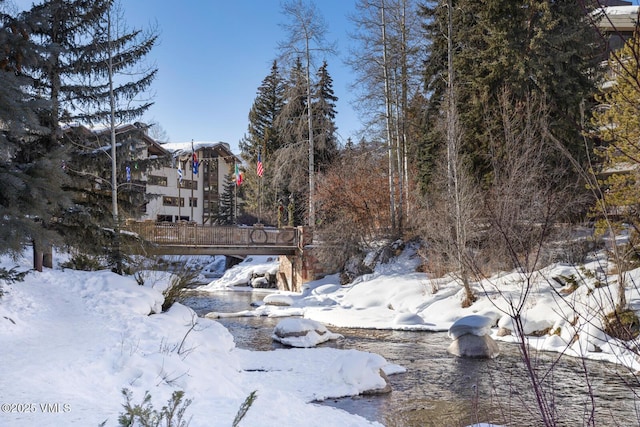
[113,388,191,427]
[60,254,104,271]
[161,266,200,312]
[604,309,640,341]
[0,267,28,283]
[232,391,257,427]
[0,266,28,299]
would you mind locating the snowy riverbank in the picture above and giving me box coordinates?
[201,246,640,373]
[2,242,640,426]
[0,252,401,427]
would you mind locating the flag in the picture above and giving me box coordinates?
[192,152,199,175]
[126,165,131,182]
[235,163,243,186]
[257,152,264,177]
[177,166,183,183]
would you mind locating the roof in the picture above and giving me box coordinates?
[598,6,640,32]
[62,123,240,161]
[161,141,239,162]
[63,122,169,157]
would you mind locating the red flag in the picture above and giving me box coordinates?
[257,152,264,177]
[235,163,243,186]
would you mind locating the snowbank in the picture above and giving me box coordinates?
[200,245,640,373]
[0,252,400,426]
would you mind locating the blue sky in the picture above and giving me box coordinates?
[11,0,360,152]
[122,1,361,150]
[13,1,639,152]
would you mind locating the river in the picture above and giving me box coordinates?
[182,290,640,427]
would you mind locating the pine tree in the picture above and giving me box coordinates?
[0,8,71,263]
[21,0,112,140]
[273,58,310,225]
[278,0,337,227]
[420,0,602,183]
[240,60,286,162]
[21,0,158,272]
[239,60,286,224]
[592,30,640,236]
[589,26,640,314]
[216,173,237,225]
[312,61,339,171]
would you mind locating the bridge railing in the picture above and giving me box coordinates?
[125,221,299,248]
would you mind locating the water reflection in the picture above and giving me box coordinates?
[182,290,640,426]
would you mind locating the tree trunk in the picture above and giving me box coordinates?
[43,247,53,269]
[33,241,43,272]
[380,0,397,232]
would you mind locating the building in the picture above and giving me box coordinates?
[63,123,240,225]
[597,2,638,54]
[144,141,239,224]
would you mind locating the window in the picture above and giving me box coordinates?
[157,215,172,222]
[163,196,184,207]
[179,179,198,190]
[148,175,168,186]
[189,197,197,207]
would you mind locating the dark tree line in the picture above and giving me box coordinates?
[0,0,157,272]
[239,58,339,227]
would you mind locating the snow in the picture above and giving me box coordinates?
[199,255,280,290]
[0,252,395,427]
[448,314,497,340]
[160,140,232,156]
[602,6,640,16]
[202,243,640,373]
[272,318,343,348]
[3,240,640,426]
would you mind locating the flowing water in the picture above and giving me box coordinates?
[182,290,640,427]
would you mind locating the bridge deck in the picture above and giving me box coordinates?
[125,222,300,256]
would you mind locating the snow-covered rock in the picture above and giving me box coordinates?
[272,318,343,348]
[392,312,425,326]
[448,315,500,358]
[448,314,496,340]
[264,293,295,306]
[498,313,555,336]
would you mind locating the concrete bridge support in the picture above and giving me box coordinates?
[277,228,337,292]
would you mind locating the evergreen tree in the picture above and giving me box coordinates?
[592,31,640,227]
[312,60,339,171]
[21,0,112,140]
[240,60,286,161]
[239,60,286,224]
[216,173,237,225]
[21,0,158,272]
[405,91,437,193]
[273,58,310,225]
[0,7,71,263]
[420,0,602,183]
[278,0,337,227]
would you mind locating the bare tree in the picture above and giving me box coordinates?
[348,0,424,235]
[148,121,169,143]
[278,0,336,228]
[479,89,594,426]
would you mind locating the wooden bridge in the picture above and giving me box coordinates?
[125,221,303,256]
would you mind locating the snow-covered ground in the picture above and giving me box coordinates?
[2,242,640,426]
[0,252,401,427]
[202,246,640,373]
